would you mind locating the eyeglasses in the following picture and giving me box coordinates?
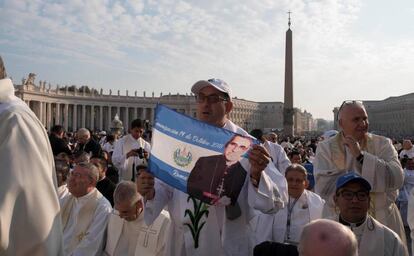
[338,190,369,201]
[195,93,228,104]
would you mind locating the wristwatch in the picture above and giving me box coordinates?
[356,152,364,165]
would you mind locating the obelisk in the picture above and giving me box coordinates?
[283,11,294,136]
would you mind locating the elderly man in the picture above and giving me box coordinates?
[298,219,358,256]
[104,181,170,256]
[332,172,407,256]
[112,119,151,181]
[313,101,405,242]
[0,56,64,255]
[254,164,324,246]
[61,162,112,255]
[137,78,287,255]
[74,128,102,158]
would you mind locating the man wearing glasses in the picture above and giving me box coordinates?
[61,162,112,256]
[314,100,405,245]
[332,172,407,256]
[137,78,287,255]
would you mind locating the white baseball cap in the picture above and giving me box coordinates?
[191,78,232,100]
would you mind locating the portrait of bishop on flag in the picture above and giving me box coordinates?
[148,104,255,206]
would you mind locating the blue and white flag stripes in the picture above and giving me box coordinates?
[148,104,255,194]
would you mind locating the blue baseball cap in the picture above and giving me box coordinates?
[336,172,371,192]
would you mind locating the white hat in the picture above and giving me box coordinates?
[191,78,232,99]
[322,130,338,140]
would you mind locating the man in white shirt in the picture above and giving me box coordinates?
[314,100,405,243]
[104,181,170,256]
[112,119,151,181]
[61,162,112,256]
[400,140,414,159]
[0,56,63,255]
[332,172,407,256]
[254,164,324,246]
[137,78,288,256]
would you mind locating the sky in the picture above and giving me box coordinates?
[1,0,413,120]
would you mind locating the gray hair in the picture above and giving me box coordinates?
[77,128,91,138]
[285,164,308,177]
[114,181,142,206]
[0,56,7,79]
[298,219,358,256]
[76,162,99,182]
[337,101,365,121]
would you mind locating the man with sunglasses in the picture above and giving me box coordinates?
[332,172,407,256]
[137,78,287,256]
[314,100,405,244]
[104,181,170,256]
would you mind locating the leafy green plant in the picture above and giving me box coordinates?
[184,196,210,248]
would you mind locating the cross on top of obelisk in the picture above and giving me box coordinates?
[287,10,292,28]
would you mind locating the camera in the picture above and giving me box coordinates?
[133,147,145,159]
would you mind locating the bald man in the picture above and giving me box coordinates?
[74,128,103,158]
[313,101,405,244]
[298,219,358,256]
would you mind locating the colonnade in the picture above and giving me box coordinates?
[23,100,154,132]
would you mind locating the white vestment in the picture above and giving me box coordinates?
[397,168,414,226]
[334,215,408,256]
[400,148,414,159]
[61,188,112,256]
[314,133,405,244]
[0,78,63,255]
[58,184,70,200]
[112,134,151,181]
[144,119,288,256]
[405,187,414,253]
[263,141,291,175]
[104,209,170,256]
[254,189,324,245]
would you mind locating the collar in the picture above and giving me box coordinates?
[75,188,97,205]
[339,214,366,228]
[0,78,16,103]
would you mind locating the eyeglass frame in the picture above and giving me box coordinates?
[195,93,229,104]
[336,189,370,201]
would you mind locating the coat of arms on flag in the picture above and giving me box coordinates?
[148,104,257,205]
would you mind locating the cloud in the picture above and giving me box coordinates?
[1,0,413,119]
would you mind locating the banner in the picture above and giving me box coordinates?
[149,104,257,205]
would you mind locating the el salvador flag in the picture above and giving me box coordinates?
[148,104,251,194]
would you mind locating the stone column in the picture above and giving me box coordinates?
[107,106,112,131]
[142,107,147,121]
[63,104,69,131]
[90,105,95,131]
[133,107,137,119]
[125,107,129,131]
[38,101,43,125]
[47,102,52,130]
[73,104,77,131]
[99,105,103,131]
[82,104,86,128]
[149,107,154,124]
[116,106,120,117]
[56,103,60,125]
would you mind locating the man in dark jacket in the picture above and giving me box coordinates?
[49,125,72,156]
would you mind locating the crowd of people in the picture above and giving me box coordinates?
[1,54,414,256]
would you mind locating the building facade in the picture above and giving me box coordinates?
[14,76,316,134]
[333,93,414,138]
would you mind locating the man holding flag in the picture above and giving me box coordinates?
[137,78,287,256]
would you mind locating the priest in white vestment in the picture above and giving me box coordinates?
[314,101,405,244]
[331,172,407,256]
[112,118,151,181]
[137,79,288,256]
[254,164,324,246]
[61,162,112,256]
[104,181,170,256]
[0,58,64,255]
